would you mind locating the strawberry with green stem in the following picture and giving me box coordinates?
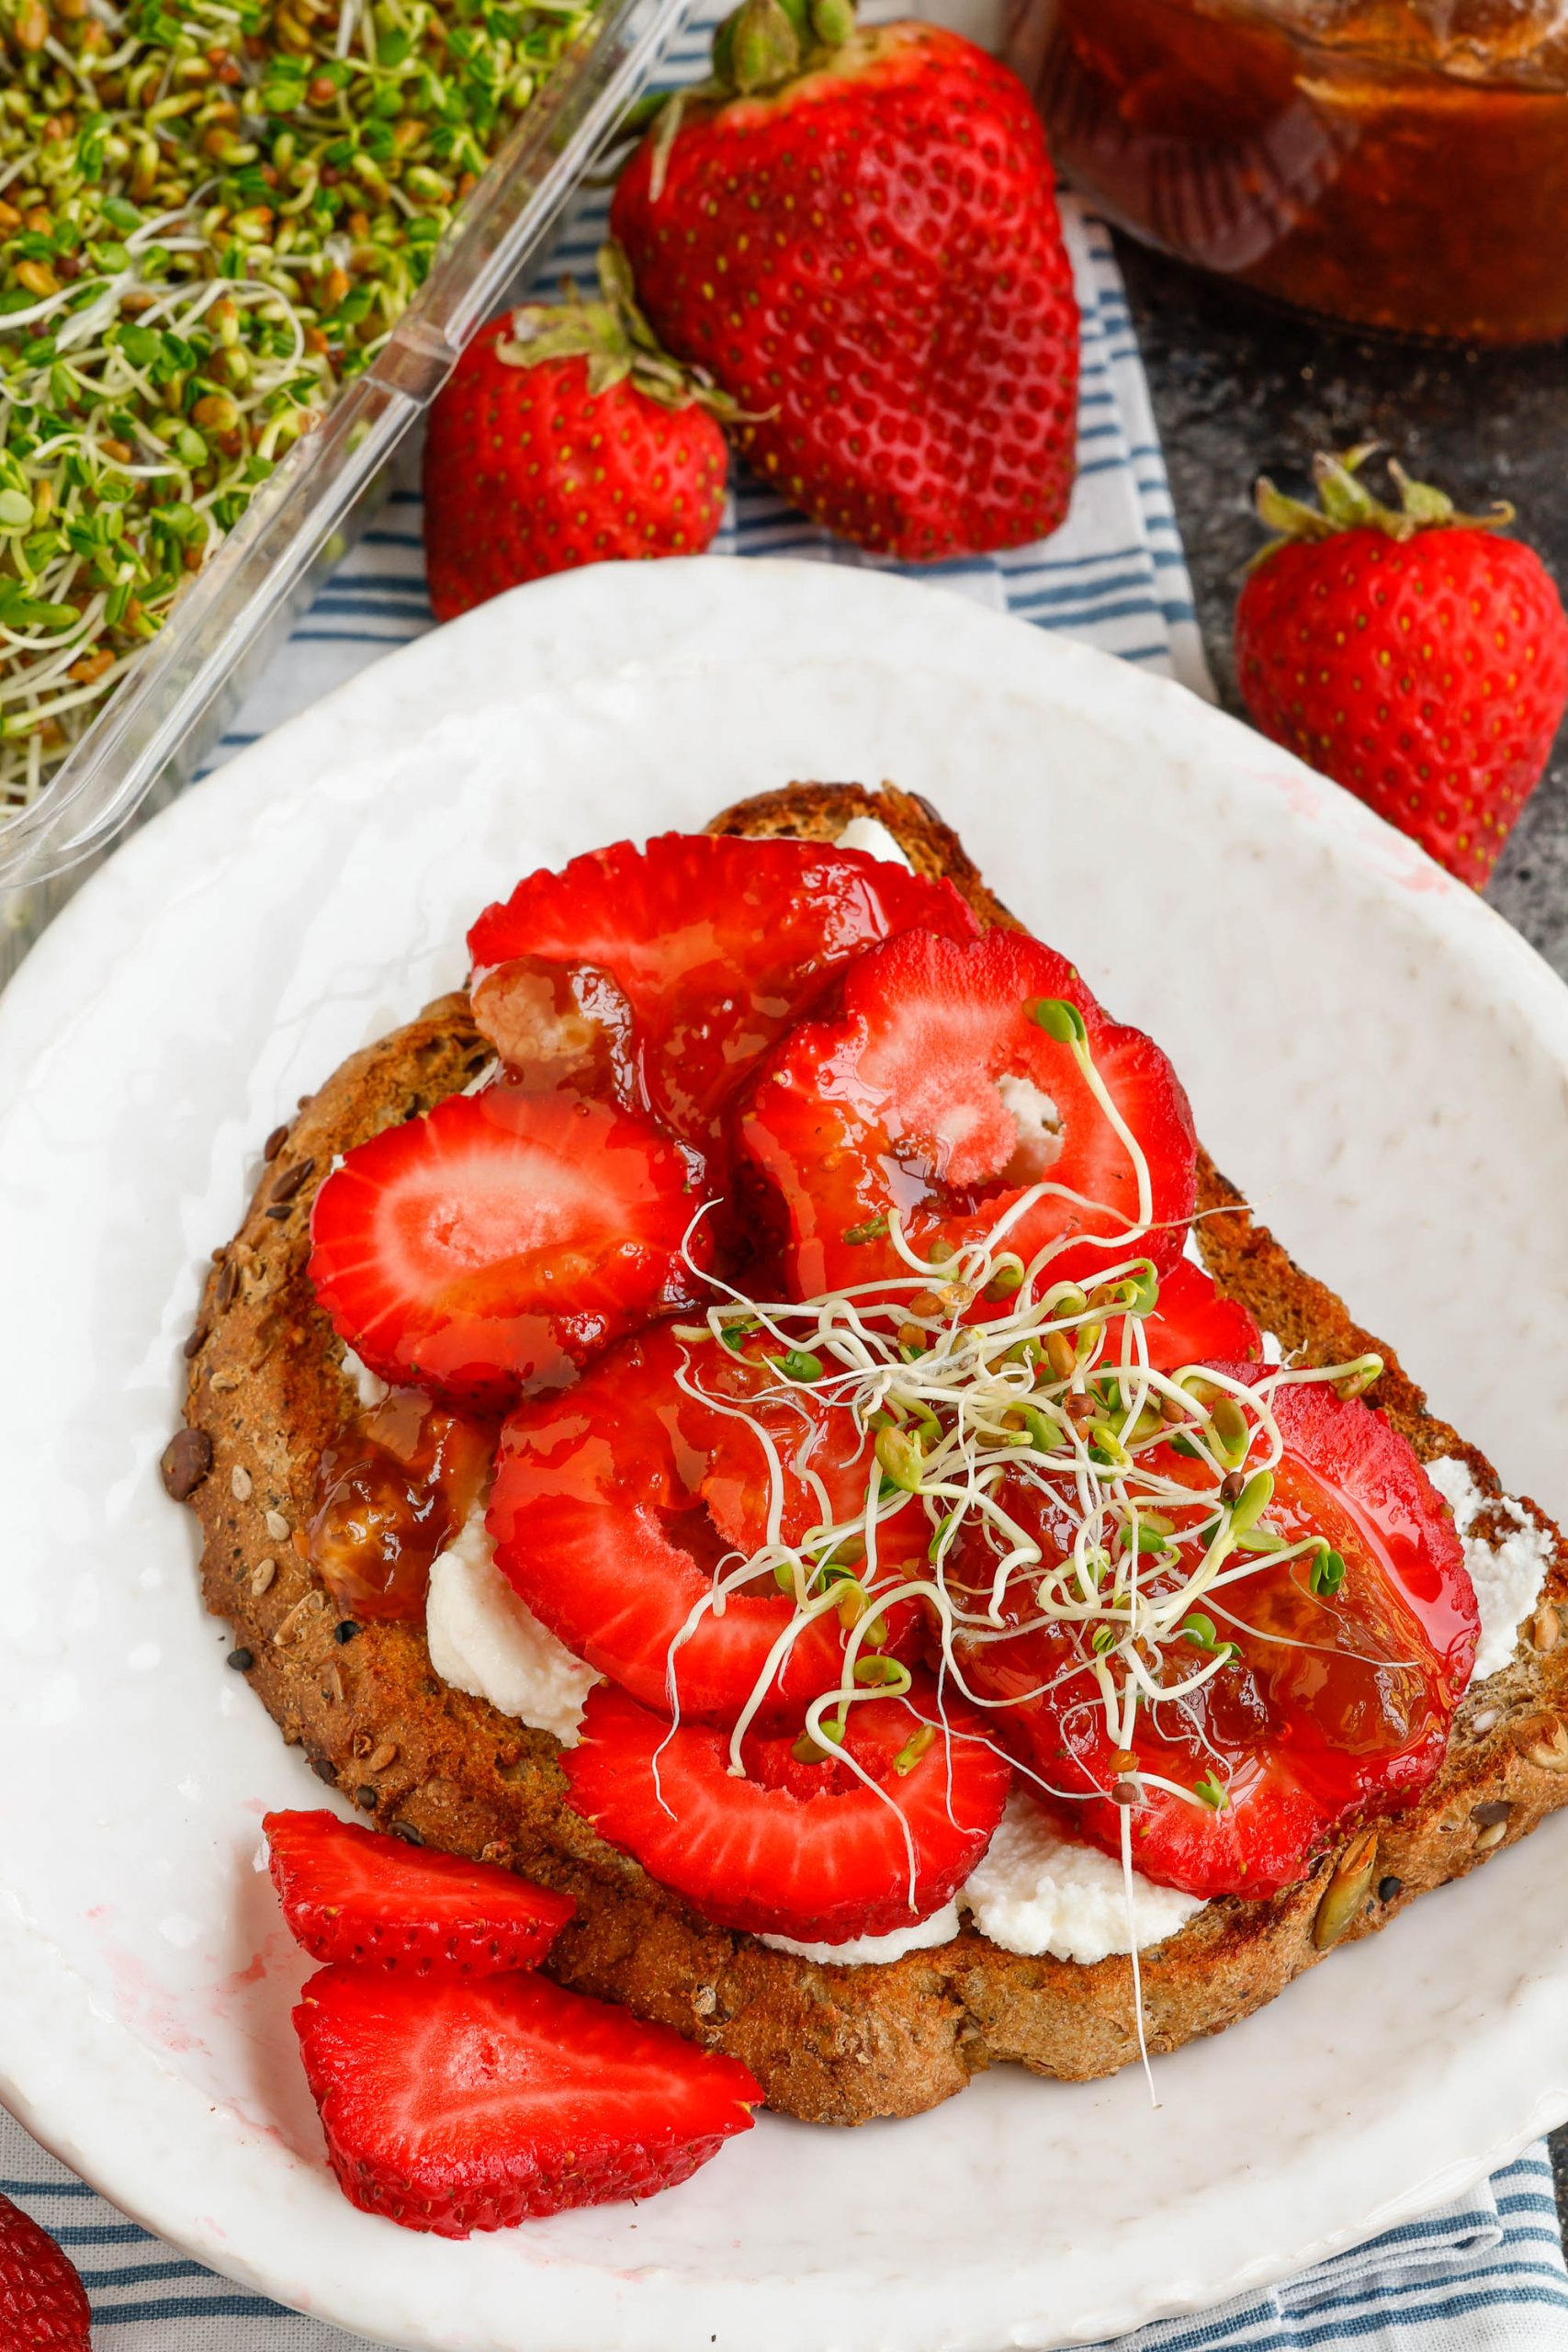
[423,243,738,622]
[1235,447,1568,887]
[608,0,1079,562]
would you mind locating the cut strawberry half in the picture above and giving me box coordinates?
[1112,1258,1262,1371]
[466,832,981,1146]
[265,1808,575,1975]
[490,1319,926,1726]
[956,1368,1478,1899]
[561,1679,1012,1943]
[734,928,1197,1301]
[293,1964,760,2234]
[308,1082,712,1413]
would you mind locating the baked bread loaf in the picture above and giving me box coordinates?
[169,783,1568,2126]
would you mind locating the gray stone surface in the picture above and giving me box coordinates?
[1122,233,1568,2234]
[1118,238,1568,978]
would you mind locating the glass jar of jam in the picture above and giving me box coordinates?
[1010,0,1568,345]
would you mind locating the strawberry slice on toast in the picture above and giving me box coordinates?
[308,1082,711,1413]
[293,1965,760,2234]
[1117,1257,1262,1370]
[466,832,981,1146]
[958,1370,1478,1899]
[490,1319,926,1725]
[734,928,1197,1300]
[562,1679,1012,1943]
[265,1808,576,1975]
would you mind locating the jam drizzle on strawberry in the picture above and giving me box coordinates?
[570,1142,1473,1911]
[951,1368,1477,1897]
[732,929,1198,1301]
[466,832,982,1149]
[490,1320,927,1728]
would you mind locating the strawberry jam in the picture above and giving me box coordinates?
[310,1389,493,1623]
[1022,0,1568,345]
[469,955,639,1103]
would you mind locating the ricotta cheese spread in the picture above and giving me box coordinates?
[424,1502,598,1747]
[1426,1453,1553,1685]
[835,813,914,870]
[996,1071,1064,1176]
[759,1901,962,1965]
[960,1789,1204,1963]
[340,1345,389,1409]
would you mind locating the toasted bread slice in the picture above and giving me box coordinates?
[174,786,1568,2125]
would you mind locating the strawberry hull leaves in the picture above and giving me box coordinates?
[610,16,1079,562]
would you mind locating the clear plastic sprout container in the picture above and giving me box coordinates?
[0,0,688,982]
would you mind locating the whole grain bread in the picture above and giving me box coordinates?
[171,783,1568,2126]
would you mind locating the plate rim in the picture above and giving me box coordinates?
[3,554,1568,2351]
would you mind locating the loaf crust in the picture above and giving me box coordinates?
[173,785,1568,2125]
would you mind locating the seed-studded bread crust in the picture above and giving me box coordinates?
[173,784,1568,2126]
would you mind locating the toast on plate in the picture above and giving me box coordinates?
[171,782,1568,2126]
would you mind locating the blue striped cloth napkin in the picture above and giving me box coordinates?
[6,2,1565,2345]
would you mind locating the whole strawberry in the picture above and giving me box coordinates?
[609,0,1078,561]
[0,2191,91,2350]
[1235,448,1568,887]
[423,243,734,622]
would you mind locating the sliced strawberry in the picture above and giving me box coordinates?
[734,929,1197,1301]
[1111,1258,1262,1371]
[956,1368,1478,1899]
[561,1679,1012,1943]
[491,1319,926,1725]
[308,1082,712,1413]
[265,1808,575,1975]
[466,832,981,1146]
[293,1964,759,2234]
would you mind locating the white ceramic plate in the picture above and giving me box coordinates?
[3,559,1568,2352]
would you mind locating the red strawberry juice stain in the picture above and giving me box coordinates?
[309,1388,494,1622]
